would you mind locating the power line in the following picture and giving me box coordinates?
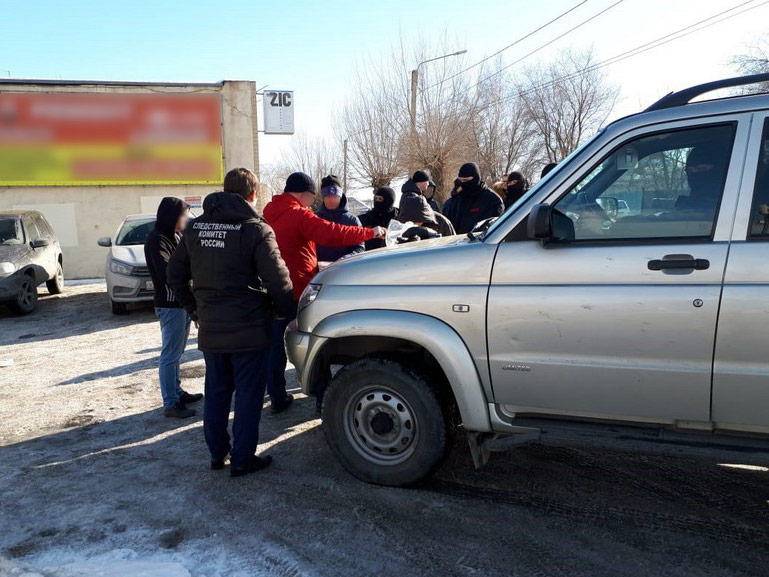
[426,0,589,91]
[476,0,769,113]
[468,0,625,92]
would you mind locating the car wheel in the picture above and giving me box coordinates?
[322,357,450,487]
[11,275,38,315]
[46,261,64,295]
[111,300,128,315]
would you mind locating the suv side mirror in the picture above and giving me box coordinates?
[97,237,112,247]
[527,203,575,244]
[31,238,50,249]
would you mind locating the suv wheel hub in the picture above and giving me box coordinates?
[344,387,418,465]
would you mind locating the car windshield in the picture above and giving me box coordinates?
[115,218,155,246]
[0,217,24,245]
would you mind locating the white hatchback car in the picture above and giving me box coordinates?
[98,214,156,315]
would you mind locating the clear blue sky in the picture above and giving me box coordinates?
[2,0,768,165]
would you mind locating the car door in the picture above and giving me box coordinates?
[712,112,769,431]
[33,215,57,277]
[22,215,46,284]
[487,116,749,424]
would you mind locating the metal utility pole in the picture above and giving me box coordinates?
[408,50,467,174]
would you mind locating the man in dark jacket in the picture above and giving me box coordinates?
[315,175,365,261]
[359,186,398,250]
[144,197,202,419]
[442,162,503,234]
[167,168,294,477]
[399,169,431,211]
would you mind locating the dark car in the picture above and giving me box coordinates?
[0,210,64,314]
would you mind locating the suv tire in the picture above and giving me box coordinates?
[46,261,64,295]
[322,357,450,487]
[11,274,38,315]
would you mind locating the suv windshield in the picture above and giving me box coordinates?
[115,218,155,246]
[0,217,24,245]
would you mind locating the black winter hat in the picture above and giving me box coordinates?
[320,174,342,189]
[507,171,524,183]
[412,170,430,183]
[284,172,317,194]
[458,162,480,179]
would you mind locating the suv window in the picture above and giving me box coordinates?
[748,118,769,239]
[554,123,736,241]
[23,216,41,242]
[34,215,52,239]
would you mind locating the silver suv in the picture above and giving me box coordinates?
[286,74,769,486]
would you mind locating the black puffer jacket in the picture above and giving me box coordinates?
[442,183,503,234]
[144,197,188,309]
[167,192,294,353]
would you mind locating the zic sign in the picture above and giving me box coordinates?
[263,90,294,135]
[0,92,223,186]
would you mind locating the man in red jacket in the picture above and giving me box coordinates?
[263,172,386,414]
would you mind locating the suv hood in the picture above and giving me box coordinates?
[0,244,29,265]
[314,235,497,287]
[110,245,146,267]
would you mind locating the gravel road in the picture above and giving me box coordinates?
[1,283,768,577]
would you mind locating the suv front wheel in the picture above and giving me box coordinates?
[322,357,451,487]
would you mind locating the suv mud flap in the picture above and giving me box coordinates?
[466,429,541,469]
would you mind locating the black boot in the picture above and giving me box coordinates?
[180,391,203,404]
[271,393,294,414]
[164,402,196,419]
[231,455,273,478]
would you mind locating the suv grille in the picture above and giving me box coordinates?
[133,266,151,277]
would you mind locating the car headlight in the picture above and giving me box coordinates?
[109,259,134,276]
[298,283,321,311]
[0,262,16,278]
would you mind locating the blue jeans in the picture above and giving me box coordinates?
[203,349,268,468]
[156,307,191,409]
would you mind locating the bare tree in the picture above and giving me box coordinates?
[338,57,405,190]
[731,35,769,93]
[515,49,618,164]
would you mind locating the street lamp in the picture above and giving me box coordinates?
[409,49,467,173]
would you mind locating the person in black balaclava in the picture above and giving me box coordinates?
[360,186,398,250]
[424,179,441,213]
[503,171,530,211]
[442,162,503,234]
[677,146,726,217]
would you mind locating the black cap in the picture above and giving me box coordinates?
[412,170,430,183]
[284,172,316,194]
[320,174,342,189]
[458,162,480,179]
[507,171,524,182]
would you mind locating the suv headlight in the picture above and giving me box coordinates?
[0,262,16,278]
[298,283,321,311]
[109,259,134,276]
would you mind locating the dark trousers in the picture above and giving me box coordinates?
[265,315,294,406]
[266,307,332,409]
[203,349,268,468]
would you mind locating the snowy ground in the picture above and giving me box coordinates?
[1,283,769,577]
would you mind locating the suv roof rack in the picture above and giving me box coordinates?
[645,72,769,112]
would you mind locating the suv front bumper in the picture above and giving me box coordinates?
[0,273,23,302]
[285,319,313,390]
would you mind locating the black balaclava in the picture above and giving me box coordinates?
[506,171,526,195]
[458,162,481,191]
[374,186,396,214]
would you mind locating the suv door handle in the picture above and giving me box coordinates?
[648,256,710,271]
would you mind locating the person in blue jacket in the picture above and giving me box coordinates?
[315,175,365,262]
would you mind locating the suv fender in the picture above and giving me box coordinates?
[307,309,492,433]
